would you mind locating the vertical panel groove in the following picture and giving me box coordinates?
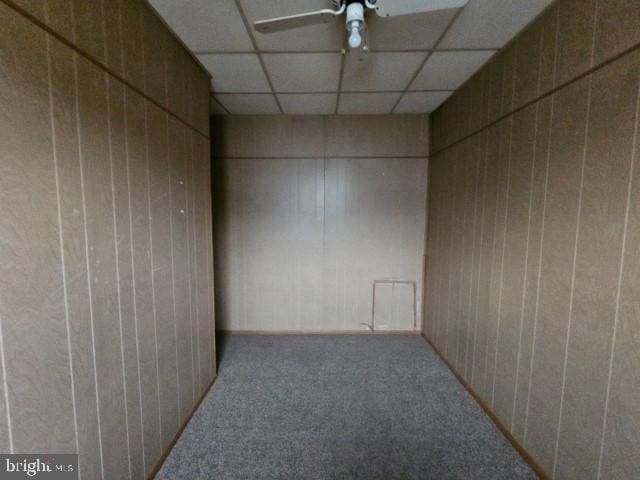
[0,0,213,477]
[190,132,201,392]
[509,23,548,431]
[596,69,640,480]
[483,140,502,397]
[511,102,540,430]
[443,160,456,354]
[214,117,428,333]
[470,135,489,386]
[458,153,468,372]
[72,49,106,480]
[105,73,133,480]
[523,93,554,446]
[0,320,11,453]
[204,136,215,376]
[112,5,145,477]
[589,0,599,69]
[144,102,164,445]
[429,1,640,476]
[102,10,131,476]
[123,86,147,475]
[464,151,480,378]
[458,150,467,364]
[45,21,81,468]
[167,115,182,423]
[521,7,562,443]
[491,120,514,407]
[552,75,593,476]
[205,157,215,377]
[184,126,196,405]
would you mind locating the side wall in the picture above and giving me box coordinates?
[0,1,214,479]
[426,0,640,478]
[212,115,429,332]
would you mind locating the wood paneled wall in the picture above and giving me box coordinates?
[0,1,214,479]
[425,0,640,478]
[212,115,429,332]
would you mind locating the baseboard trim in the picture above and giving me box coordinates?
[148,375,217,480]
[218,329,421,336]
[420,334,549,480]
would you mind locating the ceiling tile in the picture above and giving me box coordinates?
[149,0,253,52]
[210,97,229,115]
[440,0,554,49]
[338,93,401,115]
[263,53,342,92]
[410,50,495,90]
[198,54,270,93]
[278,94,337,114]
[394,91,453,114]
[366,8,457,51]
[341,52,427,92]
[215,94,281,115]
[239,0,344,51]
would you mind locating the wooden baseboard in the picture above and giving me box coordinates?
[147,375,217,480]
[420,334,549,480]
[218,329,421,336]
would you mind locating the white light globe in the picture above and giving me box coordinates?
[349,27,362,49]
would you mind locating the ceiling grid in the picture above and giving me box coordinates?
[231,0,285,113]
[150,0,555,115]
[389,6,464,114]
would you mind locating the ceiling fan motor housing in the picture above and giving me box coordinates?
[345,2,365,48]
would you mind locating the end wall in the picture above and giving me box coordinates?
[212,115,429,332]
[426,0,640,478]
[0,1,214,478]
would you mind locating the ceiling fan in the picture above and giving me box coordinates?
[254,0,469,51]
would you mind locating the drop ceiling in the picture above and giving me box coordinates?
[149,0,554,115]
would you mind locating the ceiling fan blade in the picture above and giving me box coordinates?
[254,9,340,34]
[373,0,468,17]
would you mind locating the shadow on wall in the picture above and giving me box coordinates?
[211,119,231,332]
[214,333,231,368]
[211,115,231,159]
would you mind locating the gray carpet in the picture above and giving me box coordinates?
[156,335,535,480]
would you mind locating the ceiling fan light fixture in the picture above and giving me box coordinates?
[348,22,362,48]
[346,2,365,49]
[253,0,470,54]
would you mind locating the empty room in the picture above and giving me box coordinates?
[1,0,639,479]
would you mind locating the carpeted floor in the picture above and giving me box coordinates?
[156,335,535,480]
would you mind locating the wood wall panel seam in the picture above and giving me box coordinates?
[105,69,136,480]
[44,23,81,460]
[509,101,540,433]
[212,128,429,331]
[72,46,109,479]
[430,41,640,158]
[167,116,183,426]
[0,0,210,140]
[522,93,554,452]
[551,72,593,479]
[0,323,12,453]
[427,43,640,477]
[1,1,215,475]
[595,53,640,480]
[144,101,165,451]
